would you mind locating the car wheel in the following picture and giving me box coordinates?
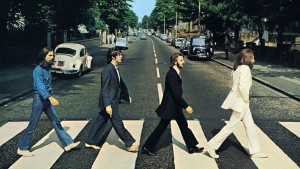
[77,65,83,77]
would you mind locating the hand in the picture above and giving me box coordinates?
[129,97,132,104]
[49,96,59,106]
[106,105,112,117]
[186,106,193,115]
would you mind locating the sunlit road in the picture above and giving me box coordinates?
[1,35,299,169]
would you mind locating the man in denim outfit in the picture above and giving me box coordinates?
[17,47,80,157]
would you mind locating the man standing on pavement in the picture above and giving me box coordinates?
[85,51,138,152]
[17,47,80,157]
[141,52,204,156]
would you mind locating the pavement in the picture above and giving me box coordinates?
[0,46,299,108]
[212,50,300,102]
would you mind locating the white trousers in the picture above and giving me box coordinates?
[208,108,260,154]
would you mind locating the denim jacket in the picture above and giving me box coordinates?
[33,65,53,100]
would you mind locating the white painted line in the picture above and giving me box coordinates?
[91,120,144,169]
[0,122,28,146]
[280,122,300,138]
[157,83,163,104]
[155,58,158,65]
[171,120,218,169]
[10,121,88,169]
[156,67,160,78]
[230,121,299,169]
[154,53,157,58]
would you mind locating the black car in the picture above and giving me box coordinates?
[187,36,214,60]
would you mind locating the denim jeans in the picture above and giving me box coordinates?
[18,94,73,150]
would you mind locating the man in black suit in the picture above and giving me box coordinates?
[85,50,138,152]
[141,52,203,156]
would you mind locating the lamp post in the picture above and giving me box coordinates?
[198,0,201,33]
[175,12,177,38]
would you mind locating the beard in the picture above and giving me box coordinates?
[248,62,254,69]
[177,62,184,68]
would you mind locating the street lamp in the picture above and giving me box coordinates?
[198,0,201,33]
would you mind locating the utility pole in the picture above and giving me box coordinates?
[175,12,177,38]
[198,0,201,34]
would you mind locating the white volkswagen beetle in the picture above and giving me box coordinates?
[51,43,93,77]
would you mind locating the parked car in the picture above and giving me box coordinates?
[187,36,214,60]
[115,38,128,50]
[51,43,93,77]
[167,35,173,43]
[140,33,147,40]
[174,38,185,48]
[160,34,168,41]
[180,40,190,55]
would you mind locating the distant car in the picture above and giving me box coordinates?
[167,36,173,43]
[140,33,147,40]
[115,38,128,50]
[160,34,167,41]
[174,38,185,48]
[188,36,214,60]
[180,40,190,55]
[51,43,93,77]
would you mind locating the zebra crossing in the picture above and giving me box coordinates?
[0,120,299,169]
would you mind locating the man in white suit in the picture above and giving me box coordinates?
[206,49,268,159]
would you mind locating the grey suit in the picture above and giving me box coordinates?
[86,63,135,147]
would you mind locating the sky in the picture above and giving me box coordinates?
[129,0,156,22]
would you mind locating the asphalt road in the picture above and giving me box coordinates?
[0,35,299,169]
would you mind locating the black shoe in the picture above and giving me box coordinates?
[141,147,158,157]
[187,146,204,154]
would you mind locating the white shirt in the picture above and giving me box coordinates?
[173,65,181,78]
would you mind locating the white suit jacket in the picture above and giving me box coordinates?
[221,65,252,113]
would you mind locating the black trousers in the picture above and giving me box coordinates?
[86,109,135,147]
[143,112,198,152]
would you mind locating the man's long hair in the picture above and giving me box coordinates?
[170,52,184,67]
[36,47,53,69]
[233,49,254,70]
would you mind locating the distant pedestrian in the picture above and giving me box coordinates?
[206,49,268,159]
[224,36,230,59]
[111,33,115,44]
[141,52,204,157]
[17,47,80,157]
[85,50,138,152]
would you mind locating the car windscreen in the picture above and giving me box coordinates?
[55,48,76,56]
[192,38,206,46]
[117,39,126,42]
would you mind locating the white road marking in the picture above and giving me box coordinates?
[157,83,163,104]
[0,122,29,146]
[171,120,218,169]
[280,122,300,138]
[10,121,88,169]
[155,58,158,64]
[91,120,144,169]
[230,121,299,169]
[156,67,160,78]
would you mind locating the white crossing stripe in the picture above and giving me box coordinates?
[91,120,144,169]
[171,120,218,169]
[0,122,28,146]
[9,121,88,169]
[231,121,299,169]
[280,122,300,138]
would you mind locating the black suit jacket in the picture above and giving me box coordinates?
[98,63,129,110]
[156,67,188,119]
